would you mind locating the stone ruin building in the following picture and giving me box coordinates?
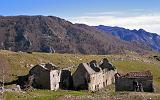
[17,63,72,90]
[16,58,117,91]
[72,58,117,91]
[115,70,154,92]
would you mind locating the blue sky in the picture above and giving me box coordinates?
[0,0,159,17]
[0,0,160,34]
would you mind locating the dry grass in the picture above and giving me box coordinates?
[1,50,160,100]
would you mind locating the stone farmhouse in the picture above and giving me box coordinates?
[28,63,72,90]
[115,70,154,92]
[72,58,117,91]
[16,58,117,91]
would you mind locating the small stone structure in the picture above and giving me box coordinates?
[72,58,117,91]
[28,63,72,90]
[115,70,154,92]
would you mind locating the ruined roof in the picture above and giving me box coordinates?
[31,63,58,71]
[99,60,116,71]
[116,70,152,78]
[41,63,57,70]
[81,63,96,74]
[89,60,100,72]
[76,58,116,75]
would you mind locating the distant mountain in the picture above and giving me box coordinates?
[0,16,149,54]
[95,25,160,51]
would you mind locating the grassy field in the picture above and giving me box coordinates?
[3,85,160,100]
[4,90,89,100]
[0,50,160,100]
[0,50,108,81]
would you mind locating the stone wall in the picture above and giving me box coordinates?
[72,64,89,90]
[59,70,73,90]
[115,76,154,92]
[106,69,117,85]
[89,70,116,91]
[50,70,61,90]
[29,66,50,89]
[89,72,104,91]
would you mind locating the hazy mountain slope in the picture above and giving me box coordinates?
[0,16,149,54]
[96,25,160,51]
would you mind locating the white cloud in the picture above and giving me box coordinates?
[67,11,160,35]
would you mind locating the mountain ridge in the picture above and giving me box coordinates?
[0,16,151,54]
[95,25,160,52]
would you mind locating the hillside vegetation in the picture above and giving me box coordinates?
[0,16,150,54]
